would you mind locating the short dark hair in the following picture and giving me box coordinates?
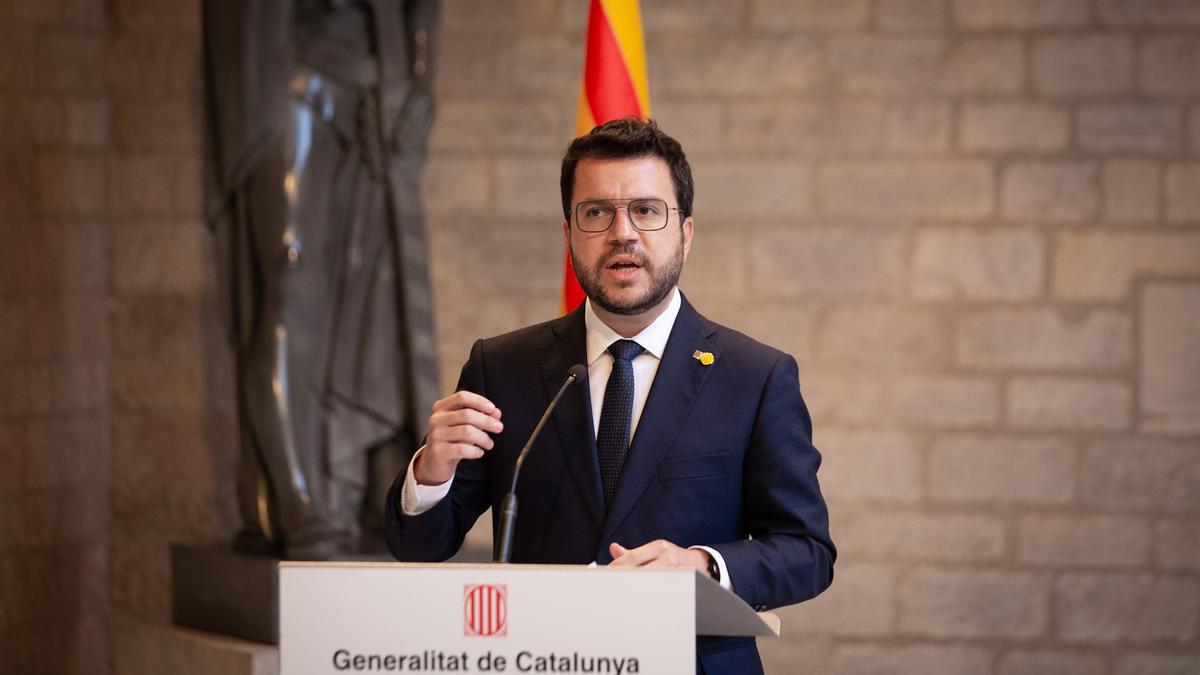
[560,117,694,221]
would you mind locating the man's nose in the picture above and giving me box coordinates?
[607,207,640,242]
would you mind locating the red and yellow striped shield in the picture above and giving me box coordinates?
[562,0,651,313]
[463,583,508,637]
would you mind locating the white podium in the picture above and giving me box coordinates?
[279,562,779,675]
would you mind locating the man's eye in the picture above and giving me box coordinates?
[634,205,660,216]
[584,207,610,219]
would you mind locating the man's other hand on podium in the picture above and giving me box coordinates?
[609,540,714,579]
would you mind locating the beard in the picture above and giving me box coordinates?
[570,235,686,316]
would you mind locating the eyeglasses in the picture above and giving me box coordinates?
[572,198,684,233]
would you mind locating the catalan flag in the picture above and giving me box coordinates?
[563,0,651,313]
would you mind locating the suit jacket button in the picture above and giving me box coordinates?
[754,604,766,611]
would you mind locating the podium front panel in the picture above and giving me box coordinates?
[280,562,694,675]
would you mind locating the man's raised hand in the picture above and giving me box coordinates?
[413,391,503,485]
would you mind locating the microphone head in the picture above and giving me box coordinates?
[566,364,588,383]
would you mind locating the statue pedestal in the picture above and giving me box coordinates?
[171,543,280,644]
[115,623,277,675]
[170,537,493,644]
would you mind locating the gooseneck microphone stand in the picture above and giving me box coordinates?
[495,365,586,563]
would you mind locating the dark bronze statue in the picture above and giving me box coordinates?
[202,0,440,559]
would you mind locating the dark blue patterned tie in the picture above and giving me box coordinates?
[597,339,645,508]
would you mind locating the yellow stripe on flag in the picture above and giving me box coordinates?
[575,84,595,137]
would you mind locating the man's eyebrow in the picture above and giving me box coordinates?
[577,196,666,203]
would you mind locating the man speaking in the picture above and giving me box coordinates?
[386,118,835,674]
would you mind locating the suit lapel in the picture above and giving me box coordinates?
[600,298,719,544]
[538,306,605,532]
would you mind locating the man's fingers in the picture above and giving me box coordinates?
[450,444,485,460]
[418,391,505,485]
[429,423,495,451]
[432,390,500,417]
[607,540,706,572]
[609,540,668,566]
[433,407,504,434]
[414,442,485,485]
[426,442,486,465]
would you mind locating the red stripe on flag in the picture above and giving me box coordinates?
[583,0,643,124]
[563,250,586,313]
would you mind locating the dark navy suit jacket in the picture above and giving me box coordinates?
[386,297,835,674]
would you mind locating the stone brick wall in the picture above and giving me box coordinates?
[105,0,238,640]
[1,1,114,672]
[2,0,1199,673]
[1,1,234,673]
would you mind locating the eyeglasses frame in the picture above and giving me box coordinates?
[569,197,687,233]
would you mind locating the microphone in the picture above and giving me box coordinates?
[495,364,587,563]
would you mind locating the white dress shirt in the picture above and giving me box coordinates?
[582,287,680,439]
[400,288,731,588]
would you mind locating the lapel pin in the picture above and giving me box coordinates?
[692,350,715,366]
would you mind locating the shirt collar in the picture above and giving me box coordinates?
[584,288,682,366]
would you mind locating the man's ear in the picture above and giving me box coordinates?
[681,215,694,260]
[562,218,570,243]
